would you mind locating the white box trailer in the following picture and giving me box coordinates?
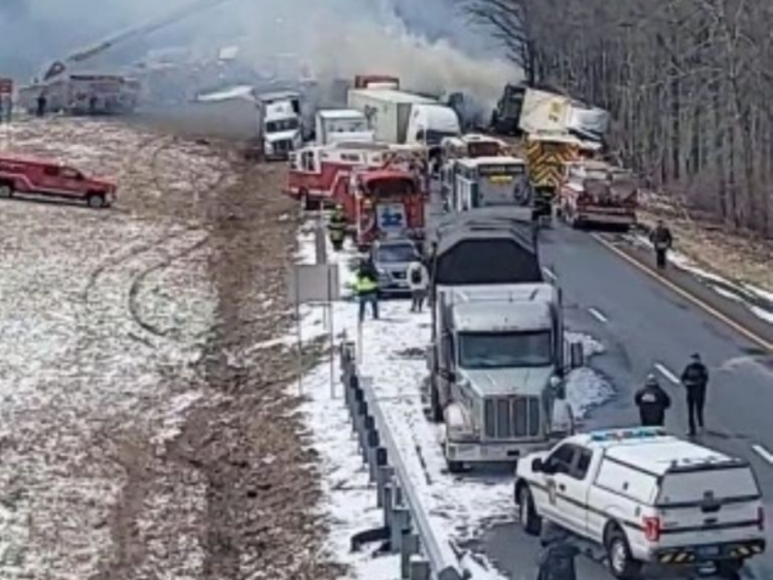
[347,88,434,144]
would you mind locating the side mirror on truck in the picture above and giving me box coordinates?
[569,341,585,369]
[531,458,544,473]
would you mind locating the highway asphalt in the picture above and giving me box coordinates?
[478,224,773,580]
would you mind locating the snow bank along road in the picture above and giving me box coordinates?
[0,117,340,580]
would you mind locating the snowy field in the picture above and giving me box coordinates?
[294,223,614,579]
[0,119,229,577]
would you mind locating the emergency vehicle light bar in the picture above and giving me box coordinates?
[589,427,667,442]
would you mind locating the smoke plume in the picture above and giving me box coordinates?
[0,0,521,108]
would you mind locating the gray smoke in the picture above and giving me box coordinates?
[0,0,521,108]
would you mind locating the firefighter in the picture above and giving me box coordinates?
[634,374,671,427]
[681,353,709,436]
[354,264,379,323]
[649,220,673,270]
[328,205,347,251]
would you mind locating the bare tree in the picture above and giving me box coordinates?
[466,0,773,235]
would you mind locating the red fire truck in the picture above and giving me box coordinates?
[286,142,394,209]
[341,168,425,247]
[558,160,638,229]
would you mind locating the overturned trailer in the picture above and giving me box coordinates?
[425,209,583,471]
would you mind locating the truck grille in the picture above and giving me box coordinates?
[483,396,540,440]
[274,139,293,153]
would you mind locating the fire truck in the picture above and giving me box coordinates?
[342,168,425,248]
[286,142,394,209]
[558,160,638,229]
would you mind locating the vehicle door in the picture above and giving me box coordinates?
[59,167,88,197]
[537,443,578,528]
[556,446,594,535]
[36,165,66,193]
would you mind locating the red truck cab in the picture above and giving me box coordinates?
[0,154,116,208]
[342,168,425,247]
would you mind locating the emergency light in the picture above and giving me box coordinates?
[589,427,667,442]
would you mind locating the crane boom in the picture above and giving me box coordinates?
[42,0,235,81]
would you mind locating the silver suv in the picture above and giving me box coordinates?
[370,238,421,296]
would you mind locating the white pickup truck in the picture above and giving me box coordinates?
[515,428,765,579]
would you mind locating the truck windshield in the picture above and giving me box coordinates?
[266,118,299,133]
[376,244,416,263]
[458,331,552,369]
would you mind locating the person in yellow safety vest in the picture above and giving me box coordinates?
[354,265,379,322]
[328,205,347,251]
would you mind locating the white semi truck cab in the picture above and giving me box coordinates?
[426,209,583,472]
[257,91,304,160]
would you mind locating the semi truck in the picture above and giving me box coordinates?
[425,209,583,472]
[255,91,304,161]
[346,88,461,146]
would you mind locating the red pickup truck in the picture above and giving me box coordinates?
[0,154,117,208]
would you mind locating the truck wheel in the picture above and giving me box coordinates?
[605,527,642,579]
[716,559,743,579]
[447,459,463,474]
[0,184,13,199]
[87,193,107,209]
[518,485,542,536]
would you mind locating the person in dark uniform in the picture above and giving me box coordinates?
[634,374,671,426]
[681,353,709,436]
[327,205,347,251]
[36,92,48,117]
[649,220,673,269]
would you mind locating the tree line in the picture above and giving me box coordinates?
[464,0,773,235]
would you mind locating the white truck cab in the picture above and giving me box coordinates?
[515,427,765,579]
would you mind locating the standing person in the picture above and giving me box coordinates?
[649,220,673,270]
[634,374,671,427]
[36,92,47,117]
[407,258,429,313]
[681,353,709,436]
[327,205,347,251]
[354,265,379,323]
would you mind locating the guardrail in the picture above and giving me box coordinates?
[339,339,470,580]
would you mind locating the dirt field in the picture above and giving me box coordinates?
[0,117,338,579]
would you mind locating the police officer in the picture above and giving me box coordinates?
[634,374,671,427]
[328,205,347,251]
[649,220,673,270]
[681,353,709,436]
[354,265,379,322]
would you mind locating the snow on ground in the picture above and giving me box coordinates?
[294,223,614,579]
[630,233,773,327]
[0,118,228,578]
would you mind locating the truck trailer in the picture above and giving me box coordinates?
[346,88,460,146]
[425,209,583,472]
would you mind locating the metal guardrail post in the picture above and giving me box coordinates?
[366,428,380,482]
[383,481,394,529]
[401,534,420,579]
[376,462,393,508]
[390,487,410,554]
[409,558,431,580]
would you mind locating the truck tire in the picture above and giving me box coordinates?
[517,485,542,536]
[0,183,13,199]
[87,193,107,209]
[605,526,642,580]
[446,459,463,474]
